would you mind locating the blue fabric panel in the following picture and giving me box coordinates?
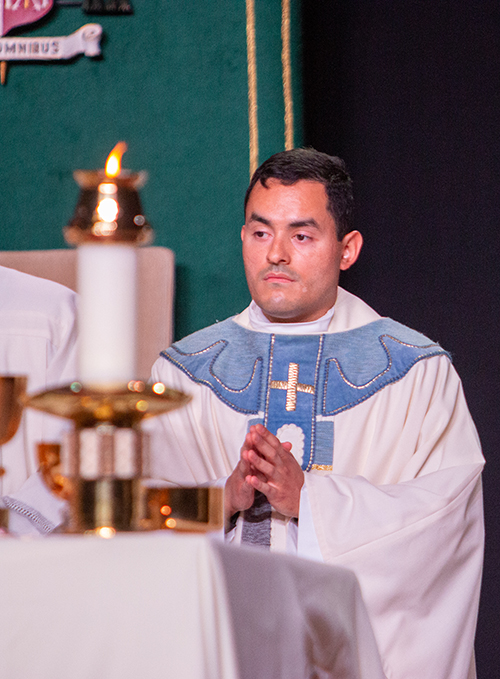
[162,317,449,416]
[314,421,334,467]
[319,320,450,416]
[162,318,269,414]
[160,316,449,468]
[264,334,322,470]
[247,417,264,430]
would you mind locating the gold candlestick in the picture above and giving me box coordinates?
[20,144,223,536]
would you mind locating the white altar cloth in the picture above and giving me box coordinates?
[0,532,385,679]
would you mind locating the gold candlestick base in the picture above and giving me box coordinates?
[24,381,191,428]
[27,381,225,536]
[69,478,141,534]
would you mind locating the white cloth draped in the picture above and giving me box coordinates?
[0,532,385,679]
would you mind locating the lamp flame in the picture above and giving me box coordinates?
[105,142,128,178]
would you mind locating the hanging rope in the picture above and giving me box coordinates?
[281,0,294,150]
[246,0,259,177]
[246,0,295,176]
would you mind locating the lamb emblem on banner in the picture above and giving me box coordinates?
[0,0,103,84]
[1,0,54,37]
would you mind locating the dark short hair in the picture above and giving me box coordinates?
[244,148,354,240]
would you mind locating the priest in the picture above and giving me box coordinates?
[149,148,484,679]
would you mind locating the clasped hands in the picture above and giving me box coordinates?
[225,423,304,523]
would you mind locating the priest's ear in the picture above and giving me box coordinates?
[339,231,363,271]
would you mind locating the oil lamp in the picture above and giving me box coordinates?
[64,142,152,246]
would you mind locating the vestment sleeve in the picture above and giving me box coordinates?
[0,281,78,532]
[302,355,484,679]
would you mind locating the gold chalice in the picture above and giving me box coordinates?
[0,375,28,531]
[0,376,27,448]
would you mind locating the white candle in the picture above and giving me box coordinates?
[78,243,137,386]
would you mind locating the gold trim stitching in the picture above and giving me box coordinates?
[270,380,288,390]
[385,335,438,349]
[285,362,298,411]
[164,355,258,414]
[329,335,439,390]
[310,464,333,472]
[264,335,275,428]
[210,358,262,394]
[168,343,261,395]
[170,340,227,357]
[270,362,315,412]
[307,334,325,470]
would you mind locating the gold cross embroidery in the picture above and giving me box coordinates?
[270,362,315,411]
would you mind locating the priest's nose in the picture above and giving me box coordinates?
[266,234,290,265]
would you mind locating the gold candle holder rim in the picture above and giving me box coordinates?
[73,169,148,189]
[63,225,153,246]
[23,381,191,428]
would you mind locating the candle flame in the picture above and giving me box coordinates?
[105,141,128,178]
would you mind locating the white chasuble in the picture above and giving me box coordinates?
[148,287,484,679]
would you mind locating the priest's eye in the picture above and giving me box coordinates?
[295,233,311,242]
[254,230,267,238]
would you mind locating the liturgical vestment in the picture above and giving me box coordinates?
[148,287,484,679]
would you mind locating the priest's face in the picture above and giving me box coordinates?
[242,178,362,323]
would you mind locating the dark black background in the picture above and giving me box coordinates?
[301,2,500,675]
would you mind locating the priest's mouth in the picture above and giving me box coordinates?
[263,273,296,283]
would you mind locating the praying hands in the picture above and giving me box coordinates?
[224,423,304,522]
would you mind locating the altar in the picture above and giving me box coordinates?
[0,532,385,679]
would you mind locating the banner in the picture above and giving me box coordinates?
[0,23,102,60]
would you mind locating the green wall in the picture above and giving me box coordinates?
[0,0,302,340]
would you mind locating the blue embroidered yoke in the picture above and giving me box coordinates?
[160,318,449,472]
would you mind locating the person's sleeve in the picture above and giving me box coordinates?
[302,356,483,559]
[299,355,484,679]
[39,287,78,441]
[2,286,78,533]
[3,471,67,535]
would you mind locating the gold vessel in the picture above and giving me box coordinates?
[0,376,27,447]
[27,381,223,534]
[0,376,28,531]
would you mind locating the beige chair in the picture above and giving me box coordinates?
[0,246,175,380]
